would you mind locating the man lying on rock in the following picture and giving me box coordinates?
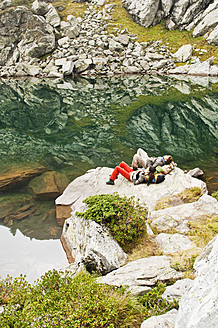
[106,149,176,186]
[132,148,174,170]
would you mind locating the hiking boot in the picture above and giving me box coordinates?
[106,179,114,185]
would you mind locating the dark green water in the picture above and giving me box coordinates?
[0,74,217,281]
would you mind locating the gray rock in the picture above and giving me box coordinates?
[175,236,218,328]
[45,3,61,27]
[61,213,127,274]
[141,309,178,328]
[0,6,55,65]
[55,167,207,216]
[161,0,174,16]
[155,233,194,254]
[206,25,218,46]
[97,256,182,296]
[162,278,193,303]
[118,34,130,46]
[124,0,160,28]
[0,0,11,10]
[31,0,48,16]
[187,167,204,178]
[173,44,193,62]
[62,61,74,76]
[210,64,218,76]
[150,215,189,233]
[193,1,218,37]
[150,194,218,222]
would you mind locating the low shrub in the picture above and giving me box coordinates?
[0,270,145,328]
[76,193,147,251]
[139,283,179,319]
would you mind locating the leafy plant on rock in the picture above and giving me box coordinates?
[76,193,147,251]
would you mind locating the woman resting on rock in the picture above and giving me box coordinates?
[106,162,170,186]
[106,159,176,185]
[132,148,174,170]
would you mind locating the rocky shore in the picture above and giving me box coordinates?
[0,0,217,78]
[55,165,218,328]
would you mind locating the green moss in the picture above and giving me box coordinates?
[155,187,203,211]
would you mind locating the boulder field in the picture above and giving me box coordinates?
[0,0,217,77]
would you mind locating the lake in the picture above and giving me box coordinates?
[0,74,217,282]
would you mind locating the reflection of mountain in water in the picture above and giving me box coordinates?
[0,75,217,170]
[0,75,217,241]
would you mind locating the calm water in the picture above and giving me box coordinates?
[0,74,217,282]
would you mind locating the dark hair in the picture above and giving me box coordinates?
[165,155,173,164]
[147,166,155,184]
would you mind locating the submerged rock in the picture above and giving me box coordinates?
[28,171,69,199]
[0,164,47,190]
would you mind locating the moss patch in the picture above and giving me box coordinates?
[53,0,87,20]
[187,215,218,248]
[155,187,203,211]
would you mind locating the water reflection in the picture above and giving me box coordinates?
[0,74,217,281]
[0,226,68,283]
[0,75,217,170]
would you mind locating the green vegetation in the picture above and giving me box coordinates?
[107,0,218,64]
[76,193,147,252]
[211,191,218,201]
[155,187,203,211]
[139,283,179,318]
[0,270,145,328]
[187,215,218,248]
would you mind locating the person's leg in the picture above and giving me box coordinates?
[118,161,133,173]
[110,166,132,181]
[137,148,149,160]
[132,154,148,169]
[109,162,133,182]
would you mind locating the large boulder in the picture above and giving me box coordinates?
[175,235,218,328]
[61,211,127,274]
[150,194,218,222]
[123,0,160,27]
[122,0,215,45]
[141,309,178,328]
[55,166,207,224]
[0,6,55,66]
[192,1,218,37]
[97,256,182,296]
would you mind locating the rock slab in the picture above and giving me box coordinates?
[175,235,218,328]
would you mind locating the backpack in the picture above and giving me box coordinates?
[152,173,165,184]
